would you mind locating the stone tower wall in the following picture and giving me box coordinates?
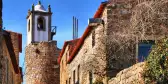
[25,41,60,84]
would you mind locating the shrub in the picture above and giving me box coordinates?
[144,38,168,84]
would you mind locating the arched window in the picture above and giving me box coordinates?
[28,20,30,32]
[37,16,45,30]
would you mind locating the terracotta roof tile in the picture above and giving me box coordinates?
[67,2,107,63]
[57,39,80,63]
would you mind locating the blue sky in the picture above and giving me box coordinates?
[3,0,106,83]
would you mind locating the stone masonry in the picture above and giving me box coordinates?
[25,41,60,84]
[108,62,145,84]
[0,0,2,83]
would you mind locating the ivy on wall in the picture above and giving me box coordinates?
[144,38,168,84]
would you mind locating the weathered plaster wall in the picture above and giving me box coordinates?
[108,62,145,84]
[25,41,60,84]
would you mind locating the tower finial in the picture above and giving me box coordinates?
[48,4,51,12]
[38,1,41,5]
[32,4,34,11]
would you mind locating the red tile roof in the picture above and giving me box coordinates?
[57,39,80,63]
[58,2,107,64]
[67,2,107,63]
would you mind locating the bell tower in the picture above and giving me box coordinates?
[25,1,60,84]
[26,1,55,45]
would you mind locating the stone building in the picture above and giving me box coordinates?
[0,30,23,84]
[58,0,168,84]
[58,2,110,84]
[58,39,79,84]
[0,0,3,83]
[0,0,23,83]
[25,1,61,84]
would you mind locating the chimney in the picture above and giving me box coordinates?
[73,16,79,39]
[73,16,74,39]
[76,18,78,39]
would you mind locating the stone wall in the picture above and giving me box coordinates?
[0,30,2,84]
[67,21,107,84]
[106,1,137,77]
[25,41,60,84]
[108,62,145,84]
[1,38,22,84]
[10,32,20,64]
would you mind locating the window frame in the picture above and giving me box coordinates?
[137,40,155,62]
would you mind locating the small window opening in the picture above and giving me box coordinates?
[37,17,45,30]
[89,71,93,84]
[28,20,30,32]
[73,70,76,84]
[92,30,95,47]
[77,65,80,83]
[69,77,71,84]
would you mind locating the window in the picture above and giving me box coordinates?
[66,53,68,63]
[28,20,30,32]
[92,30,95,47]
[66,80,68,84]
[69,77,71,84]
[0,62,2,84]
[6,57,9,84]
[73,70,76,84]
[77,65,80,83]
[61,61,63,80]
[89,71,93,84]
[138,40,155,62]
[37,16,45,30]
